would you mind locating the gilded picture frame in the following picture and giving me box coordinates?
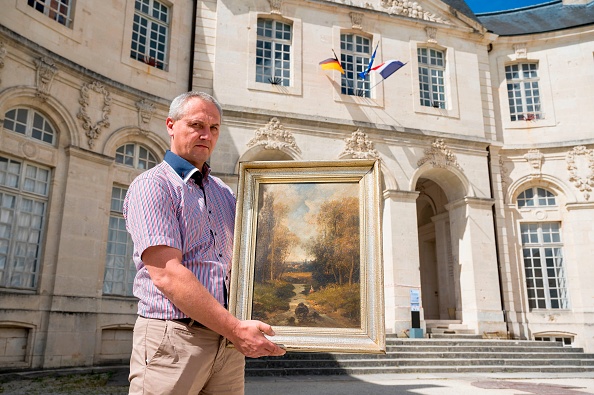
[229,159,385,354]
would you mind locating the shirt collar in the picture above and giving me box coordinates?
[163,150,211,183]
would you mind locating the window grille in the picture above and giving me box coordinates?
[130,0,169,70]
[340,34,371,98]
[418,47,446,109]
[256,19,292,86]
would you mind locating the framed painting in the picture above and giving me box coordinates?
[229,159,385,354]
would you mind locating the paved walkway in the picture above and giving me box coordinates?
[1,366,593,394]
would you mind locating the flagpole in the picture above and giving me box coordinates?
[331,48,357,93]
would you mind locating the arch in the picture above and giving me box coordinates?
[102,126,168,160]
[506,174,576,205]
[409,162,473,202]
[0,87,80,147]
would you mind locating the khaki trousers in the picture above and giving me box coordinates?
[129,316,245,395]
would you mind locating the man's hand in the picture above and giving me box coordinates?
[228,320,286,358]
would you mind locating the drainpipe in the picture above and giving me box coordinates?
[487,145,510,336]
[188,0,198,91]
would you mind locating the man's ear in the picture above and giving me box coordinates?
[166,117,175,136]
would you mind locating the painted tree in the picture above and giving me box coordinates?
[255,191,299,282]
[307,196,360,285]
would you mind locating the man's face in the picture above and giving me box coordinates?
[166,98,220,170]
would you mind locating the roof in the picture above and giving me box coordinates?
[440,0,481,23]
[475,0,594,36]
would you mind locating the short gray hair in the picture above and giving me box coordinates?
[168,91,223,121]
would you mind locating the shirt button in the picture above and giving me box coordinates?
[218,253,222,257]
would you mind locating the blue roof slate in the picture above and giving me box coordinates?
[474,0,594,36]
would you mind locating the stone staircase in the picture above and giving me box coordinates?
[245,335,594,376]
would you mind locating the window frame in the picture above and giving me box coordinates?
[27,0,75,28]
[103,185,136,297]
[505,62,543,122]
[340,33,372,98]
[3,107,57,146]
[520,221,570,310]
[247,13,302,96]
[496,55,556,130]
[0,155,51,291]
[255,18,292,87]
[129,0,171,71]
[411,42,459,118]
[114,143,158,170]
[417,47,446,109]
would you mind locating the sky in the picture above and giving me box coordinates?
[464,0,555,13]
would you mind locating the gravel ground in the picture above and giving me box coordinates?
[0,368,129,395]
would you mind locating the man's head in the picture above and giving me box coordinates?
[166,91,222,170]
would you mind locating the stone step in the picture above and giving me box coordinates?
[245,338,594,376]
[245,365,594,376]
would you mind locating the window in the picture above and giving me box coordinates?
[4,108,56,145]
[0,156,50,290]
[103,186,135,296]
[27,0,74,28]
[506,63,542,121]
[520,222,569,310]
[115,144,157,170]
[517,187,556,208]
[534,336,573,347]
[130,0,170,71]
[340,34,371,97]
[256,19,292,86]
[418,47,445,109]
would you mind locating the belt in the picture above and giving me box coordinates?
[171,318,206,328]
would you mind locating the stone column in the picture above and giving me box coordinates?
[445,197,506,334]
[382,189,421,335]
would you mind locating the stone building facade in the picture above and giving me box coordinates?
[0,0,592,370]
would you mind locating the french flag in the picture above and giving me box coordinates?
[371,60,406,80]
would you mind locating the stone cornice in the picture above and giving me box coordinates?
[0,25,169,107]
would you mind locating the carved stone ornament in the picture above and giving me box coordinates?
[34,57,58,102]
[379,0,450,24]
[566,145,594,201]
[417,138,462,170]
[513,43,528,59]
[247,117,301,154]
[77,81,112,149]
[425,27,437,44]
[136,99,155,135]
[350,12,364,29]
[0,42,6,84]
[339,129,379,159]
[524,148,544,176]
[268,0,282,15]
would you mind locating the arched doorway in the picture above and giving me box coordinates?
[416,178,457,321]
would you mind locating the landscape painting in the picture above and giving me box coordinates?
[252,182,361,328]
[230,160,385,353]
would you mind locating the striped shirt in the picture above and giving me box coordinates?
[123,150,236,319]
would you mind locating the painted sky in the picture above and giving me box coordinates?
[465,0,554,13]
[260,182,359,262]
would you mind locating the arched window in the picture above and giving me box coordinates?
[4,108,56,145]
[115,143,157,170]
[517,187,556,208]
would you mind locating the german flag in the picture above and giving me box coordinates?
[319,57,344,74]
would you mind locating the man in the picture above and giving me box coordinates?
[124,91,285,395]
